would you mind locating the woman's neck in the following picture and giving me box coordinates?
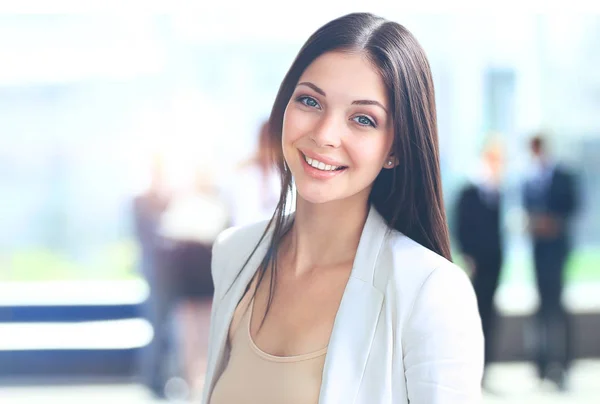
[281,195,369,276]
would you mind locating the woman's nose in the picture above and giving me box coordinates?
[310,115,343,148]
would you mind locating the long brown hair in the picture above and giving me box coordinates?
[240,12,451,325]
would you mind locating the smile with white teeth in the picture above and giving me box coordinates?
[303,154,345,171]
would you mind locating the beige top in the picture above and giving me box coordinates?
[209,291,328,404]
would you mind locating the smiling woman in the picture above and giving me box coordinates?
[283,52,395,205]
[204,13,484,404]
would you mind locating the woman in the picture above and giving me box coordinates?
[221,120,282,227]
[159,169,229,399]
[203,13,484,404]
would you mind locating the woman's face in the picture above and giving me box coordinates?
[282,51,395,206]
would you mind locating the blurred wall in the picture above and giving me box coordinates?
[0,11,598,284]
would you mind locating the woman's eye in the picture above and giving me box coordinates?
[297,96,321,109]
[353,115,376,128]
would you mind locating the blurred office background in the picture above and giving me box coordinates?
[0,3,599,403]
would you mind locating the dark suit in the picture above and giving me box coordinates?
[523,164,578,378]
[455,183,503,366]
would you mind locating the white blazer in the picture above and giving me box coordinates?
[202,206,484,404]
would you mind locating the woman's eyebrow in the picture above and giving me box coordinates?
[352,99,388,113]
[297,82,326,96]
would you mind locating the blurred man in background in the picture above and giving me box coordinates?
[523,134,579,390]
[455,138,504,383]
[132,156,171,399]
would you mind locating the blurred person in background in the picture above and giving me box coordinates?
[523,134,579,390]
[455,137,504,383]
[221,119,281,227]
[132,155,172,399]
[204,13,483,404]
[159,167,229,400]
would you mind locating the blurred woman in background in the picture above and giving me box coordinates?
[221,120,282,227]
[132,155,171,399]
[159,168,229,399]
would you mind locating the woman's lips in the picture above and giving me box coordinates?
[299,150,347,180]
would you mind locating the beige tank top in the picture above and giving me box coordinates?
[209,292,327,404]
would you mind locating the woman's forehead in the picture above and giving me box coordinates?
[298,51,388,107]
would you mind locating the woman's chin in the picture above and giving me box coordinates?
[295,184,362,206]
[294,181,372,208]
[295,187,340,206]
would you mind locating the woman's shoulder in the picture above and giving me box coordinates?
[379,230,473,304]
[379,231,479,341]
[215,218,270,248]
[211,219,271,292]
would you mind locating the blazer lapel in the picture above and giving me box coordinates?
[319,206,388,404]
[203,229,272,402]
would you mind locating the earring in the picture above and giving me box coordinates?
[387,160,393,167]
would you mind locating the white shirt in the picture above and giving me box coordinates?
[202,206,484,404]
[221,164,281,227]
[159,192,229,244]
